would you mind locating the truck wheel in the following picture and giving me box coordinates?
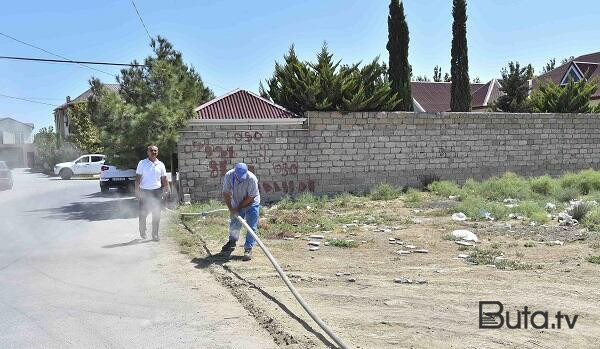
[60,168,73,180]
[100,184,109,193]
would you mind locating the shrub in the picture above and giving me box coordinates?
[476,172,532,201]
[510,201,550,223]
[529,175,556,196]
[558,169,600,196]
[568,201,594,221]
[582,207,600,231]
[428,180,461,197]
[278,192,327,210]
[370,183,403,201]
[404,188,423,207]
[553,186,579,203]
[451,197,509,221]
[586,256,600,264]
[327,239,360,248]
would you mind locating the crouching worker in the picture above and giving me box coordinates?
[221,163,260,261]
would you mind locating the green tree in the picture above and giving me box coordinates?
[530,79,598,113]
[260,45,400,114]
[89,37,213,169]
[450,0,471,111]
[386,0,412,111]
[493,62,533,112]
[433,66,442,82]
[414,75,430,82]
[67,102,103,153]
[542,58,556,74]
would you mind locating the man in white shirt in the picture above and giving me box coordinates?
[135,145,170,241]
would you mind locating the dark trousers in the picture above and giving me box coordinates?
[139,188,163,238]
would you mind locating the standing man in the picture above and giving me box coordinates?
[135,145,170,241]
[221,163,260,261]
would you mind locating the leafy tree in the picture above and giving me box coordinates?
[414,75,431,82]
[89,37,213,168]
[33,127,78,170]
[444,73,451,82]
[493,62,532,112]
[66,102,103,153]
[450,0,471,111]
[526,64,535,79]
[386,0,412,110]
[530,79,598,113]
[561,56,575,65]
[542,58,556,74]
[433,66,442,82]
[260,45,400,114]
[472,77,481,83]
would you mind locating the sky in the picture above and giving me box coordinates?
[1,0,599,131]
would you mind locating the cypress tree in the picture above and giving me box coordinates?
[387,0,412,111]
[450,0,471,111]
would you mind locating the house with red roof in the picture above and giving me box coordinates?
[192,89,304,125]
[533,51,600,105]
[410,80,502,112]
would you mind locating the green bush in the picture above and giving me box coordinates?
[553,186,579,203]
[450,197,510,221]
[370,183,403,201]
[568,202,594,221]
[278,192,327,209]
[428,180,461,197]
[529,175,556,196]
[510,201,550,223]
[558,169,600,195]
[327,239,360,248]
[587,256,600,264]
[404,188,423,207]
[582,207,600,231]
[477,172,532,201]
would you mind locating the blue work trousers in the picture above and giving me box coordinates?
[229,204,260,249]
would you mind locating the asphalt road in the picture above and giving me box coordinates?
[0,169,276,348]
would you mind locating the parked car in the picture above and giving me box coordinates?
[0,161,13,190]
[99,163,136,193]
[54,154,106,180]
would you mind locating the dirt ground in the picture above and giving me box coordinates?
[170,198,600,349]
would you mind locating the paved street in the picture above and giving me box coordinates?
[0,169,276,348]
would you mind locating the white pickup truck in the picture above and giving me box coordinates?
[54,154,106,180]
[99,164,136,193]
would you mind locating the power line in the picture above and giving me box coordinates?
[131,1,152,42]
[0,93,59,107]
[0,55,147,67]
[0,31,116,77]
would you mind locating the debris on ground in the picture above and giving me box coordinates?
[545,202,556,211]
[451,229,479,242]
[455,241,474,246]
[394,277,412,284]
[452,212,467,221]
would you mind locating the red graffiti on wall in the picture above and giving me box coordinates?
[273,162,298,176]
[234,131,263,143]
[260,180,315,194]
[209,160,228,178]
[204,145,235,159]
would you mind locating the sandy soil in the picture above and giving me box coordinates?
[174,199,600,349]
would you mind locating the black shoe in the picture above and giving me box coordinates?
[221,240,237,252]
[243,248,252,261]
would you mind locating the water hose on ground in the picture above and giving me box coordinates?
[234,215,350,349]
[178,208,350,348]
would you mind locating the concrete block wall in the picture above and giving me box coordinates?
[178,112,600,202]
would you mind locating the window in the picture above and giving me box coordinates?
[76,156,90,164]
[560,65,583,85]
[91,156,104,162]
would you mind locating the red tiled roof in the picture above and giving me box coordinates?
[411,81,501,112]
[194,89,298,119]
[533,51,600,99]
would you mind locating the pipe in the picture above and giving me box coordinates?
[179,208,229,216]
[235,215,351,349]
